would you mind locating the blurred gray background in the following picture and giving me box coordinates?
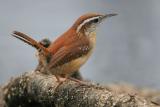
[1,0,160,89]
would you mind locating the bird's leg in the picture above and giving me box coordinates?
[55,75,61,82]
[66,70,86,85]
[54,75,67,90]
[56,74,86,85]
[68,77,87,85]
[55,75,66,83]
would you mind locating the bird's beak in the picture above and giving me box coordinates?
[102,13,118,20]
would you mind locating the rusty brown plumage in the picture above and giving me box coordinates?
[12,13,117,83]
[12,31,50,56]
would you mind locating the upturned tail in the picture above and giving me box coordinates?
[12,31,50,55]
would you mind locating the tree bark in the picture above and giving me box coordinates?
[0,71,159,107]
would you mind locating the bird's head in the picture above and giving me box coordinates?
[73,13,117,35]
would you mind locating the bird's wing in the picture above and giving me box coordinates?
[48,42,90,68]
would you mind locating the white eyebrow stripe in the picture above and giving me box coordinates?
[76,16,99,33]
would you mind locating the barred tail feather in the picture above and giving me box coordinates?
[12,31,49,54]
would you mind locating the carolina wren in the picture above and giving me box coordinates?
[12,13,117,82]
[36,38,83,80]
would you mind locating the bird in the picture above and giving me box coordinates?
[37,38,83,80]
[12,13,117,83]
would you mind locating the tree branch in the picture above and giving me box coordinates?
[1,71,159,107]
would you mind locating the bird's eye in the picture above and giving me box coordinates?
[93,19,99,23]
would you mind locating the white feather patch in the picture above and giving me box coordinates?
[76,16,99,33]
